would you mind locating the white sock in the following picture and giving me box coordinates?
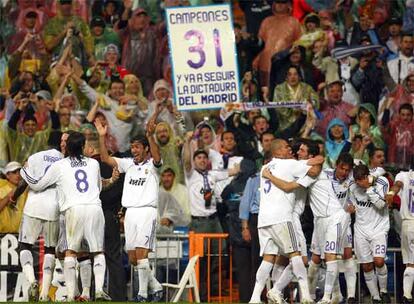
[403,266,414,299]
[344,258,357,298]
[290,255,312,300]
[307,260,320,299]
[79,259,92,298]
[64,256,77,301]
[274,263,293,292]
[52,259,64,287]
[137,258,151,298]
[148,268,162,293]
[20,249,36,284]
[364,270,380,300]
[40,254,55,299]
[376,265,388,293]
[93,254,106,294]
[271,263,285,285]
[75,260,80,296]
[250,260,273,303]
[332,279,343,301]
[323,260,338,301]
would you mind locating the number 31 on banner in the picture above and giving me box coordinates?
[185,29,223,69]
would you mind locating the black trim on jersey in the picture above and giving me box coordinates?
[22,167,39,184]
[153,160,162,168]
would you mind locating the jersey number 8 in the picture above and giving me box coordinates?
[75,169,89,193]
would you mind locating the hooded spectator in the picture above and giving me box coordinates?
[155,121,184,184]
[325,118,351,168]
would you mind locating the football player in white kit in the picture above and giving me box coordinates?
[250,139,322,304]
[20,132,110,302]
[349,164,390,304]
[14,131,63,301]
[95,117,163,302]
[264,150,351,304]
[268,139,320,300]
[386,170,414,304]
[325,153,358,304]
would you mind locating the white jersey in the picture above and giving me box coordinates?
[185,168,229,217]
[258,158,310,228]
[115,157,161,208]
[21,157,102,211]
[23,149,63,221]
[395,171,414,221]
[297,171,344,218]
[349,176,390,238]
[293,188,307,216]
[325,168,353,210]
[214,155,243,202]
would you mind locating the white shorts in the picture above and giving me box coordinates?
[65,205,105,253]
[354,231,387,264]
[124,207,157,251]
[293,213,307,257]
[311,210,350,258]
[18,214,59,248]
[56,214,90,253]
[258,221,299,256]
[401,220,414,264]
[343,224,353,249]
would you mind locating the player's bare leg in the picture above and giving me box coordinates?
[250,254,275,303]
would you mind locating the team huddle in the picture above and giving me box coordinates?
[14,115,163,302]
[250,138,414,304]
[8,125,414,303]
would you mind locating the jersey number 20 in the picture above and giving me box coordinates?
[75,169,89,193]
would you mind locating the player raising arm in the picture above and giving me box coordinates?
[95,113,163,302]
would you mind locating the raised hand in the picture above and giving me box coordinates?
[94,119,107,137]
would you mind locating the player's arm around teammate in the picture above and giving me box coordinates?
[261,155,324,193]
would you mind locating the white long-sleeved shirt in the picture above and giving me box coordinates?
[21,156,102,211]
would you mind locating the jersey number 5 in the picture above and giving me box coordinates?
[264,180,271,194]
[75,169,89,193]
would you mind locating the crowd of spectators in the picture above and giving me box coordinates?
[0,0,413,302]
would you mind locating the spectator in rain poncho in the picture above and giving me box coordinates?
[5,103,60,163]
[157,189,190,234]
[325,118,351,168]
[155,121,184,184]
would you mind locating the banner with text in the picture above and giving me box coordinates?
[0,234,35,302]
[166,4,240,111]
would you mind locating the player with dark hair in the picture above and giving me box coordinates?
[21,131,110,301]
[349,164,391,303]
[95,116,163,302]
